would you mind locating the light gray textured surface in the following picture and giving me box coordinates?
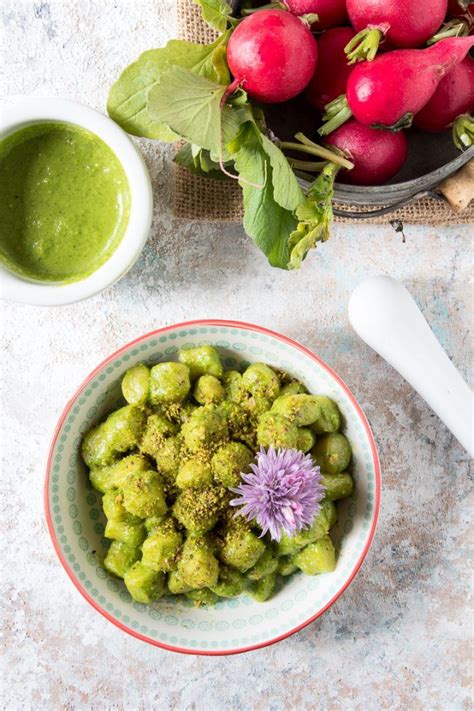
[1,1,473,709]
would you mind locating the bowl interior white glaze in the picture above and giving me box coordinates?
[1,97,153,306]
[45,321,380,655]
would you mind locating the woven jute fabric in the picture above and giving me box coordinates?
[174,0,473,225]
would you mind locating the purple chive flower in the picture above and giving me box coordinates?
[229,447,324,542]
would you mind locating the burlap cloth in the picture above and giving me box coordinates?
[173,0,473,224]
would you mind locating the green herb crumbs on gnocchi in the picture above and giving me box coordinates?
[81,346,354,606]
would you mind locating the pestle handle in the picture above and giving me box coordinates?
[348,275,473,457]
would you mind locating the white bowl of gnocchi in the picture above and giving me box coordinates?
[45,319,380,655]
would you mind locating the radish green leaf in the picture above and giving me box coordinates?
[288,164,338,269]
[148,67,227,151]
[107,33,231,139]
[149,68,254,157]
[193,0,233,32]
[261,135,305,212]
[232,124,297,269]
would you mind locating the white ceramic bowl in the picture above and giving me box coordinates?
[0,97,153,306]
[45,320,381,655]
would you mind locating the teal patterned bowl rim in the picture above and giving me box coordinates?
[44,319,381,656]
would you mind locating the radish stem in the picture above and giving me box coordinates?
[299,13,319,26]
[289,159,329,171]
[318,95,353,136]
[220,77,242,109]
[427,19,470,44]
[345,25,389,64]
[452,113,474,150]
[241,2,284,15]
[294,132,320,148]
[279,137,354,170]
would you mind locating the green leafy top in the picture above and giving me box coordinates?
[106,17,344,270]
[193,0,234,32]
[148,68,227,152]
[260,135,304,212]
[107,33,230,140]
[288,164,339,270]
[230,123,298,268]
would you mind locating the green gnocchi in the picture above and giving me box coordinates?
[81,346,354,606]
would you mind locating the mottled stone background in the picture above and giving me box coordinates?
[1,1,473,709]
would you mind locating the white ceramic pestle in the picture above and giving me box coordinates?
[348,275,474,457]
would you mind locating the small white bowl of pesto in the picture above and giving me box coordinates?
[0,97,152,306]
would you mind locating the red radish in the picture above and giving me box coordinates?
[283,0,347,30]
[324,120,408,185]
[306,27,356,111]
[345,0,448,63]
[414,57,474,132]
[226,9,318,103]
[346,37,474,129]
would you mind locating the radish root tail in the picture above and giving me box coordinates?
[219,156,268,189]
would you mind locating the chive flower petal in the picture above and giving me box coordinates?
[230,447,324,541]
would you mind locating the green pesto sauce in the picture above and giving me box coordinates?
[0,121,131,283]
